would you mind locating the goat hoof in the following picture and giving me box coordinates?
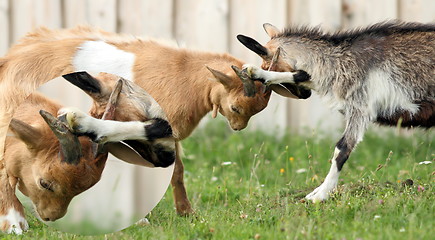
[305,187,330,203]
[0,209,29,234]
[58,107,87,132]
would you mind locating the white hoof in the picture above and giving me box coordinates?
[58,107,89,132]
[0,208,29,234]
[305,185,331,203]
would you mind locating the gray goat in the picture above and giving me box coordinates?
[237,21,434,202]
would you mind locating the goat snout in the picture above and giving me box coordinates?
[37,208,66,222]
[230,122,247,131]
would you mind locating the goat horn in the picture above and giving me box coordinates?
[102,78,123,120]
[92,78,124,156]
[268,47,281,71]
[39,110,82,165]
[231,65,256,97]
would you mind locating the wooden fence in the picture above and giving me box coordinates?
[1,0,433,233]
[0,0,434,132]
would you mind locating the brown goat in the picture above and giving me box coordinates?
[3,93,108,233]
[2,74,176,234]
[0,26,271,233]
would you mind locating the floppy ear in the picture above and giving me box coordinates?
[9,118,43,150]
[263,23,280,38]
[206,66,234,89]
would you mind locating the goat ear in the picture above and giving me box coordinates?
[206,66,234,89]
[263,23,280,38]
[9,118,43,149]
[212,104,219,118]
[63,71,105,97]
[237,35,269,57]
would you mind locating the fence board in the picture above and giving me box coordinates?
[342,0,398,28]
[0,0,9,56]
[63,0,117,31]
[174,0,229,51]
[399,0,435,22]
[118,0,174,39]
[10,0,62,43]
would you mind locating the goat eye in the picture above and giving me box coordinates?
[231,106,240,114]
[39,179,54,192]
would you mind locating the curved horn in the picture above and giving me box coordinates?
[231,65,256,97]
[93,78,124,156]
[101,78,123,120]
[237,35,269,57]
[268,47,281,71]
[40,110,82,165]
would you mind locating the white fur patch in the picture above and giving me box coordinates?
[60,107,153,143]
[0,208,29,234]
[306,148,341,202]
[366,69,418,119]
[243,64,297,84]
[73,41,135,80]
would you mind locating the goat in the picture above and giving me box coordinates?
[1,74,176,234]
[237,21,434,202]
[3,92,109,233]
[0,26,271,231]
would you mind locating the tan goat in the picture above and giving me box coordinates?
[0,26,271,233]
[2,74,176,234]
[3,92,109,233]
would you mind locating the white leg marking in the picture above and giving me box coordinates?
[73,41,135,80]
[306,147,341,202]
[59,107,151,143]
[0,208,29,234]
[242,64,296,84]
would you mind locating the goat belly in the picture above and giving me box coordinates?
[375,100,435,128]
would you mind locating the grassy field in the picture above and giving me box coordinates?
[2,120,433,239]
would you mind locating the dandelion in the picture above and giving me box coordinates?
[280,168,285,174]
[289,157,295,162]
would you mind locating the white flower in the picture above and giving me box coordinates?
[374,215,381,220]
[211,176,218,182]
[296,168,307,173]
[221,161,232,166]
[399,227,405,232]
[418,161,432,165]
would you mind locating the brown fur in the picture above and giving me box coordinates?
[4,92,108,223]
[0,26,271,225]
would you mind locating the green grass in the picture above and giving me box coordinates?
[2,120,433,239]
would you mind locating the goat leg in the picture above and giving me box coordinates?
[306,109,369,202]
[243,64,311,85]
[171,142,194,215]
[0,168,28,234]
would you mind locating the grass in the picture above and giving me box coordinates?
[2,120,433,239]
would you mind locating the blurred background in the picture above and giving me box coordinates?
[1,0,433,235]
